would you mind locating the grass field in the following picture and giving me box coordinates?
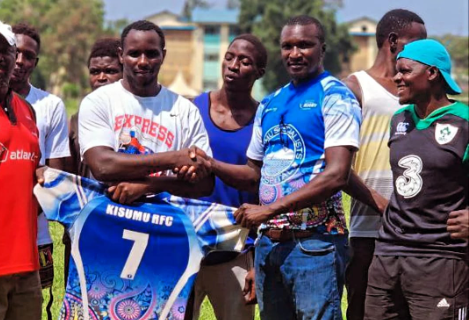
[41,196,350,320]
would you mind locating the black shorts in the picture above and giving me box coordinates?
[365,255,469,320]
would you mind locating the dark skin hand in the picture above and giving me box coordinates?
[447,209,469,240]
[107,173,215,205]
[36,165,47,186]
[174,146,261,193]
[235,146,356,228]
[36,158,67,185]
[84,146,214,203]
[243,268,257,305]
[177,146,356,229]
[107,180,149,205]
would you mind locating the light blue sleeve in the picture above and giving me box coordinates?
[321,81,362,149]
[33,169,105,229]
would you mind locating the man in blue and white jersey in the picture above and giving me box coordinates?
[179,15,361,320]
[34,168,248,320]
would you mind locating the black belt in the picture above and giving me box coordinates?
[263,229,315,242]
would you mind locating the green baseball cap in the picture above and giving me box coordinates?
[397,39,462,95]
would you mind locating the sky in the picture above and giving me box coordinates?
[104,0,468,36]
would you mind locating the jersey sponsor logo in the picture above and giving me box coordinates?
[264,107,278,114]
[0,143,38,163]
[435,123,458,145]
[396,122,410,135]
[261,124,306,188]
[300,100,317,109]
[396,155,423,198]
[114,114,175,148]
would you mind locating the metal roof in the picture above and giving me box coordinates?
[191,8,239,24]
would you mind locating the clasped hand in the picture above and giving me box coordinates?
[173,146,212,183]
[234,203,275,229]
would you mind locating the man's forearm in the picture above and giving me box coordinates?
[343,170,387,213]
[211,159,260,193]
[46,157,67,171]
[85,147,186,182]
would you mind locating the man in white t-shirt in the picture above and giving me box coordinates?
[10,23,70,290]
[79,20,213,200]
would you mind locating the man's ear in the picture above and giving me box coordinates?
[118,46,124,65]
[321,42,327,58]
[388,32,398,53]
[34,57,39,68]
[161,48,166,63]
[428,66,440,82]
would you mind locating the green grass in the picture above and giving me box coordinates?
[42,195,351,320]
[64,98,79,116]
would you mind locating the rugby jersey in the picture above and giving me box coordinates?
[246,72,361,233]
[34,169,248,320]
[376,102,468,260]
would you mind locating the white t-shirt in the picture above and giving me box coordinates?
[26,85,70,245]
[79,80,212,171]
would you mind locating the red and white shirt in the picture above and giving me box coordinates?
[0,91,40,276]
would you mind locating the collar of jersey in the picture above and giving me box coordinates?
[288,71,330,90]
[403,101,468,130]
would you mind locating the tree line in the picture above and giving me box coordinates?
[0,0,466,97]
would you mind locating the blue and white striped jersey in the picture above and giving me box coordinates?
[246,71,361,232]
[34,169,247,320]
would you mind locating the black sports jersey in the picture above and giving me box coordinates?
[376,101,469,260]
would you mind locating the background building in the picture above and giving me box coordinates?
[147,9,378,99]
[343,17,378,75]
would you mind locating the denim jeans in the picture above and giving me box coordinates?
[254,232,349,320]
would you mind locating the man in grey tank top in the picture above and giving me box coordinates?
[342,9,427,320]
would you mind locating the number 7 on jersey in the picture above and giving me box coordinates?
[120,229,149,280]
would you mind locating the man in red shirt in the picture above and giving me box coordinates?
[0,21,42,320]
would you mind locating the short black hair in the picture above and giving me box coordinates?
[121,20,165,50]
[285,15,325,43]
[376,9,425,48]
[12,23,41,53]
[229,34,268,69]
[87,38,122,68]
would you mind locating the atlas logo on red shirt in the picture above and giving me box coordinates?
[0,142,38,163]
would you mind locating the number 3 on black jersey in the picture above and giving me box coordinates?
[396,155,423,198]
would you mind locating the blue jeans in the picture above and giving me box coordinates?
[254,233,349,320]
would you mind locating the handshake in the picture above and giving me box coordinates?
[173,146,213,183]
